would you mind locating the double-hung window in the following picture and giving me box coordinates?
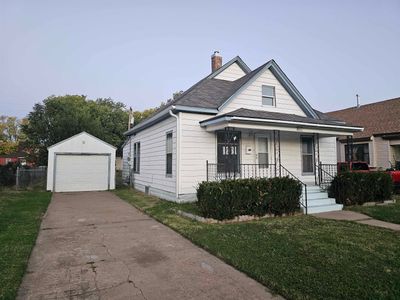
[133,142,140,173]
[301,136,314,174]
[345,143,370,164]
[166,132,173,176]
[262,85,275,106]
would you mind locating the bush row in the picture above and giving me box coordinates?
[196,177,302,220]
[0,163,18,187]
[328,172,393,206]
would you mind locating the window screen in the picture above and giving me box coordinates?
[262,85,275,106]
[166,132,173,175]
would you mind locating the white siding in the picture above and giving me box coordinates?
[372,136,390,169]
[129,117,177,199]
[179,112,216,195]
[319,136,337,164]
[220,68,307,116]
[214,62,246,81]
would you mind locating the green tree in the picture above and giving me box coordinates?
[0,116,26,155]
[22,95,129,165]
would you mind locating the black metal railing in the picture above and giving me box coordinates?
[315,163,337,190]
[206,161,308,214]
[279,164,308,214]
[206,161,277,181]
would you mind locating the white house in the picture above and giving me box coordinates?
[122,52,363,213]
[47,132,116,192]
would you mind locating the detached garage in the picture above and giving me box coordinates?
[46,132,116,192]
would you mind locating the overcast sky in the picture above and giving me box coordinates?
[1,0,399,118]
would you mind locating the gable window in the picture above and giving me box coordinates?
[166,132,173,176]
[133,142,140,173]
[262,85,275,106]
[345,143,370,164]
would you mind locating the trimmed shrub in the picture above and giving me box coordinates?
[328,172,393,206]
[0,163,18,187]
[196,177,302,220]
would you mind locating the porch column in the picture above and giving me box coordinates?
[273,130,281,176]
[315,133,320,185]
[346,135,354,162]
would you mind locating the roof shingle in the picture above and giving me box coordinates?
[326,97,400,138]
[201,108,361,128]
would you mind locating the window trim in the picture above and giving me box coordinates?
[166,131,173,177]
[300,135,315,175]
[255,133,270,168]
[133,142,140,174]
[344,143,370,164]
[262,85,276,106]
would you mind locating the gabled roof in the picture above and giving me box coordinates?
[48,131,116,150]
[206,56,251,79]
[200,108,362,131]
[125,56,321,135]
[326,97,400,139]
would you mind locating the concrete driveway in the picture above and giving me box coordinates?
[18,192,278,300]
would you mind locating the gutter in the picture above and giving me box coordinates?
[125,106,218,136]
[169,107,180,199]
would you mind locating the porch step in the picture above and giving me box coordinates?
[307,191,329,200]
[307,197,336,206]
[307,203,343,214]
[302,185,343,214]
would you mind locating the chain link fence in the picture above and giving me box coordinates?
[16,167,47,190]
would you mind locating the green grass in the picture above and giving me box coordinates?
[0,190,52,300]
[114,187,400,300]
[347,196,400,224]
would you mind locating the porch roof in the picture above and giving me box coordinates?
[199,108,364,135]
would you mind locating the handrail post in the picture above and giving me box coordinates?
[304,185,308,215]
[206,160,209,181]
[314,164,317,186]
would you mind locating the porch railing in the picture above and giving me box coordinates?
[205,161,308,214]
[279,164,308,214]
[315,163,337,190]
[206,161,277,181]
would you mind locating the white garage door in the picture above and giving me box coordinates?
[54,154,110,192]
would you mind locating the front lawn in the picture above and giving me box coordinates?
[114,188,400,300]
[347,196,400,224]
[0,191,52,300]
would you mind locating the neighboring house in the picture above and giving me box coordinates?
[122,52,362,213]
[327,97,400,170]
[0,151,28,166]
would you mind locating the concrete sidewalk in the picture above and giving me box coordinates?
[313,210,400,231]
[17,191,279,300]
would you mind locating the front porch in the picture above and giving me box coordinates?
[198,109,362,213]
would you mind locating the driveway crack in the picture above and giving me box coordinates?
[100,232,147,299]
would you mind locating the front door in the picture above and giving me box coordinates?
[217,130,241,174]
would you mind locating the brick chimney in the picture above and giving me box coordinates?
[211,51,222,72]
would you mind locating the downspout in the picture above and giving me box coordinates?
[169,107,180,200]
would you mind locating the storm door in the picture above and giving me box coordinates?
[217,130,241,174]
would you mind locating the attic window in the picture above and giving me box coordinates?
[262,85,275,106]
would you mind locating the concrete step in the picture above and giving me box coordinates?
[307,192,329,200]
[304,185,321,191]
[308,203,343,214]
[307,198,336,206]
